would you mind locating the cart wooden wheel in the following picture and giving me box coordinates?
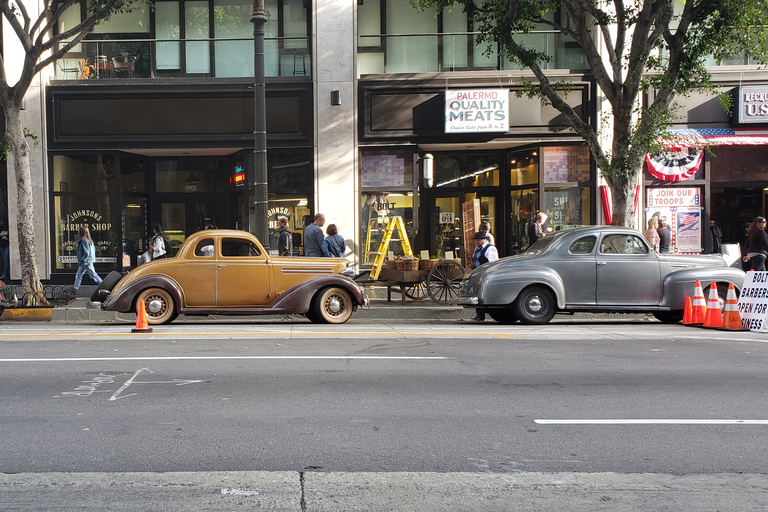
[426,260,466,305]
[402,282,428,300]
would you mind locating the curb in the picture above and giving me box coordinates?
[1,307,53,321]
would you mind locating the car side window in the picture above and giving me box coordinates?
[599,234,649,255]
[195,238,215,257]
[569,236,596,254]
[221,238,261,257]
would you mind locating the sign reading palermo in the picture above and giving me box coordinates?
[445,89,509,133]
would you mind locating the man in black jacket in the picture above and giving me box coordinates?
[277,217,293,256]
[658,219,671,253]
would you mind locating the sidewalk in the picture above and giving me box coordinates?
[1,284,653,323]
[0,285,475,323]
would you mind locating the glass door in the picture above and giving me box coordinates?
[430,192,502,262]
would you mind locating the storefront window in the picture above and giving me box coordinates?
[53,155,120,272]
[155,158,222,193]
[361,149,414,188]
[540,145,592,230]
[508,148,539,186]
[53,197,119,272]
[266,195,310,255]
[361,192,414,264]
[53,155,118,193]
[509,188,538,253]
[434,153,500,188]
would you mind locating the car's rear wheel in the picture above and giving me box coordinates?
[488,309,519,324]
[90,270,123,302]
[136,287,177,325]
[513,286,556,325]
[704,283,728,312]
[312,287,353,324]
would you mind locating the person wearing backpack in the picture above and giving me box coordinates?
[150,223,169,259]
[322,223,346,257]
[74,225,103,291]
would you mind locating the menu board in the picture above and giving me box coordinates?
[462,199,480,268]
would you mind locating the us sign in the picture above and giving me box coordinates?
[445,89,509,133]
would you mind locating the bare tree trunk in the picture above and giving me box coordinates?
[604,173,640,229]
[4,102,48,306]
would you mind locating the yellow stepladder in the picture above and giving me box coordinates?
[370,216,413,280]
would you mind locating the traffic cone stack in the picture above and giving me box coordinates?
[690,280,707,325]
[703,282,723,328]
[682,296,693,325]
[131,299,153,333]
[722,283,744,330]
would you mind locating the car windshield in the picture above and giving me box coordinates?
[527,236,557,253]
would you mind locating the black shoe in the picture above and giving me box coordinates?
[471,316,485,322]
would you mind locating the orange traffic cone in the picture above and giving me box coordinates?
[722,283,744,330]
[131,299,154,333]
[703,282,723,328]
[682,296,693,325]
[690,280,707,325]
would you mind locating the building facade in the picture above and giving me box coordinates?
[2,0,768,282]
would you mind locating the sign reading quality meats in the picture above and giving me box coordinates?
[445,89,509,133]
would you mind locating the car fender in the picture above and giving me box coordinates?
[102,275,184,313]
[661,267,746,309]
[480,266,566,308]
[269,275,365,313]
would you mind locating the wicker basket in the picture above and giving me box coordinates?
[418,259,439,270]
[385,259,398,269]
[397,259,420,271]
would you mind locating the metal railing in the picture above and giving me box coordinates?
[54,36,311,80]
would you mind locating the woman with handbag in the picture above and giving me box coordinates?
[322,224,346,257]
[74,225,103,291]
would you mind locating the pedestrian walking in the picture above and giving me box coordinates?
[322,224,346,257]
[0,218,9,280]
[469,231,498,322]
[710,219,723,253]
[479,221,495,246]
[528,212,548,246]
[657,220,671,253]
[277,217,293,256]
[150,223,168,259]
[644,217,660,252]
[74,225,103,291]
[746,216,768,271]
[304,213,325,257]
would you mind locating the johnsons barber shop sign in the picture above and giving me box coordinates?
[445,89,509,133]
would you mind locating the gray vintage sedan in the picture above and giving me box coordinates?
[455,226,745,324]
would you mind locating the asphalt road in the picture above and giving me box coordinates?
[2,320,768,510]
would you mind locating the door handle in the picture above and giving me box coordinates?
[597,261,607,265]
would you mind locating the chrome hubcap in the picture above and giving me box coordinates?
[148,298,164,314]
[328,297,342,314]
[527,296,543,313]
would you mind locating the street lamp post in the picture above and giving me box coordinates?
[251,0,268,242]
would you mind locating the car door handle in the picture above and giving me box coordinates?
[597,261,607,265]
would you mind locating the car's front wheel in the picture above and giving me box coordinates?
[136,287,177,325]
[653,311,684,323]
[312,287,354,324]
[488,309,519,324]
[513,286,556,325]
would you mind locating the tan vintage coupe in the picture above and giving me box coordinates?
[99,229,366,325]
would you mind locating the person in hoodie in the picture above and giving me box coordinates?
[277,217,293,256]
[74,224,103,291]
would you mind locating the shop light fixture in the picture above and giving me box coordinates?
[436,165,498,187]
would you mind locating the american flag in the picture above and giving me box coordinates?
[665,127,768,147]
[678,213,699,232]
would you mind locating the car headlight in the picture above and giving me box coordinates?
[341,267,356,279]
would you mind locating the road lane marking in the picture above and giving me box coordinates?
[109,368,203,401]
[535,419,768,425]
[0,356,449,363]
[0,331,515,339]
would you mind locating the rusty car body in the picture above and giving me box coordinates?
[100,229,366,324]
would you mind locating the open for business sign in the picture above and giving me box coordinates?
[445,89,509,133]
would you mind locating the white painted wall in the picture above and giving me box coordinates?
[314,0,358,263]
